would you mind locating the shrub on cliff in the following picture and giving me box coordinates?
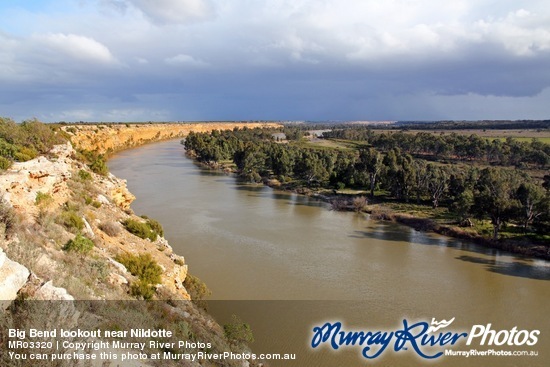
[223,315,254,345]
[89,155,108,176]
[0,117,66,155]
[58,210,84,232]
[183,273,211,310]
[75,149,109,176]
[0,156,10,170]
[77,169,92,181]
[35,191,52,206]
[115,253,163,300]
[140,215,164,237]
[116,253,162,285]
[123,218,163,241]
[63,234,94,254]
[130,280,155,300]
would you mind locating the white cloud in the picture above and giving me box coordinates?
[33,33,116,64]
[473,9,550,56]
[2,0,550,121]
[128,0,215,25]
[165,54,208,67]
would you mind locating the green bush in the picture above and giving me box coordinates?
[1,118,66,157]
[0,138,18,158]
[116,253,163,300]
[77,169,92,181]
[0,156,11,170]
[20,119,66,153]
[76,149,109,176]
[63,234,94,254]
[183,274,211,301]
[59,211,84,232]
[141,216,164,237]
[115,253,162,285]
[35,191,52,206]
[14,146,38,162]
[89,156,108,175]
[223,315,254,345]
[123,218,162,241]
[130,279,156,300]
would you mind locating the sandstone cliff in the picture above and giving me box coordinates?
[0,142,189,301]
[0,123,272,366]
[66,122,281,155]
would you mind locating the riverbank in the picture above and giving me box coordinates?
[108,138,550,367]
[189,154,550,261]
[305,188,549,261]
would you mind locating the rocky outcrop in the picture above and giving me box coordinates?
[0,124,268,367]
[0,142,190,300]
[0,143,76,219]
[66,122,282,155]
[0,248,30,309]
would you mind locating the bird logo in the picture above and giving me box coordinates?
[427,317,456,333]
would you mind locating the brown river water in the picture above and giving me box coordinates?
[109,139,550,367]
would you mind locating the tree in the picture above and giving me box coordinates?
[412,160,428,204]
[473,168,520,240]
[293,150,331,186]
[357,148,383,198]
[426,164,448,208]
[270,145,295,178]
[515,181,548,231]
[234,144,267,182]
[453,189,474,222]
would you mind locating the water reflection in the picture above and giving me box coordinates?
[456,255,550,281]
[109,139,550,367]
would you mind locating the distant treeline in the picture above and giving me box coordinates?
[396,120,550,130]
[322,129,550,169]
[183,127,550,240]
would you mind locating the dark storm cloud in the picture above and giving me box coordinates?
[0,0,549,121]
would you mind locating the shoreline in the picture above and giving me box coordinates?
[189,153,550,261]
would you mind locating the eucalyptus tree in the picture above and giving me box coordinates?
[473,168,521,240]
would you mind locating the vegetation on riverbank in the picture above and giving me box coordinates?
[183,124,550,259]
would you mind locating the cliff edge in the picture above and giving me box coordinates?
[66,122,281,155]
[0,122,274,366]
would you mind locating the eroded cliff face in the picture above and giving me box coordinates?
[0,142,189,301]
[66,122,281,155]
[0,123,271,366]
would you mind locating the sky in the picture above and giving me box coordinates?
[0,0,549,122]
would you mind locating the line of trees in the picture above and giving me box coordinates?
[322,129,550,168]
[183,128,550,240]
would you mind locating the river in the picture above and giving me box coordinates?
[109,139,550,367]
